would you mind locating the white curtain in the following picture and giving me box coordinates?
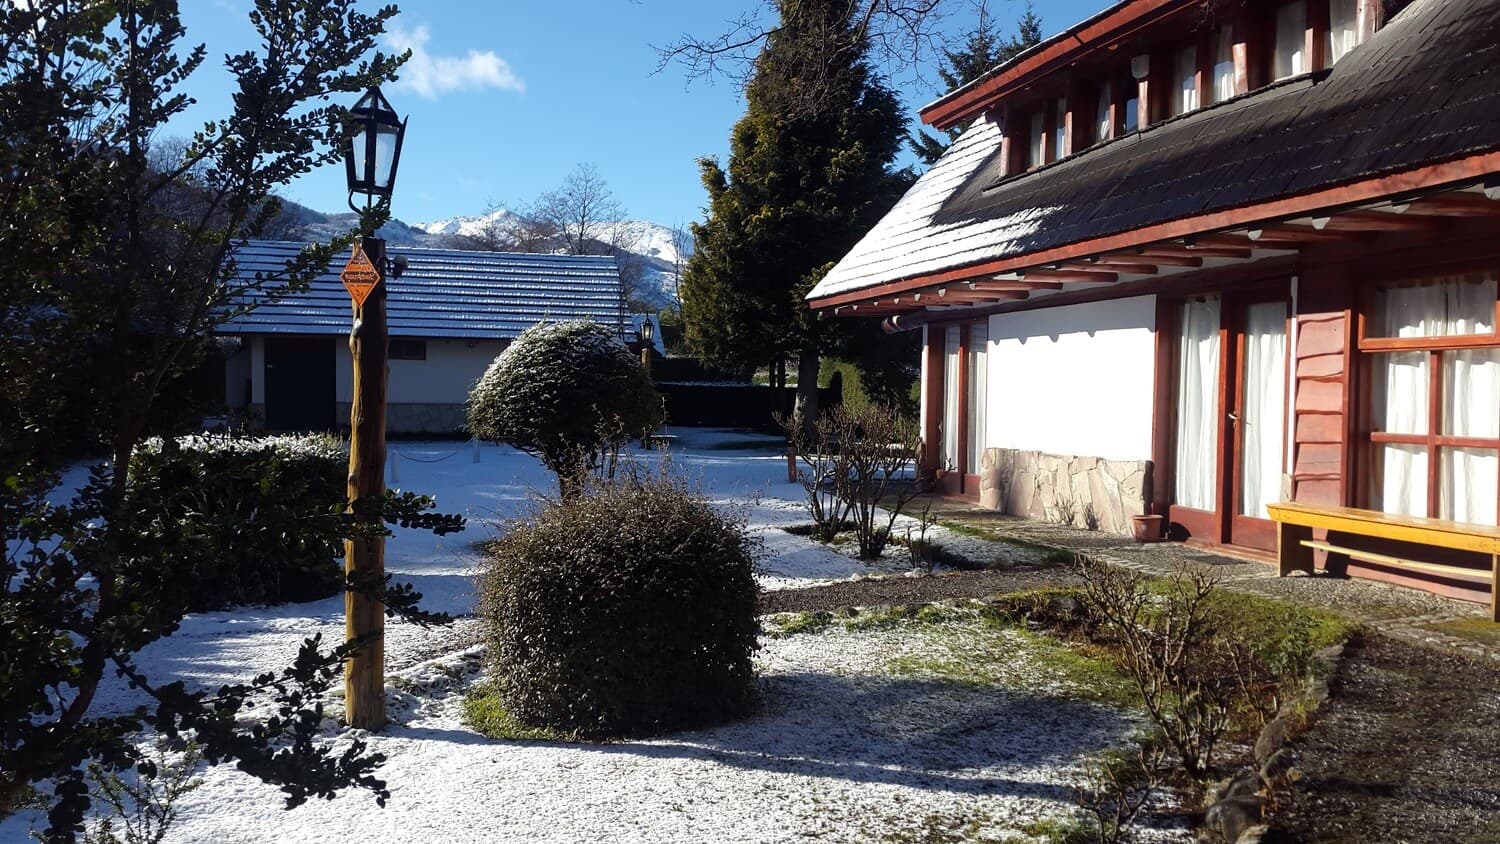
[1371,352,1428,517]
[1442,347,1500,525]
[1212,27,1236,103]
[1175,298,1221,510]
[966,322,988,474]
[1327,0,1358,65]
[1174,45,1198,115]
[1053,98,1068,157]
[1372,274,1499,524]
[1240,302,1287,517]
[1274,1,1306,80]
[1096,86,1112,142]
[941,326,960,471]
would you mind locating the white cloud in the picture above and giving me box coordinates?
[384,23,525,100]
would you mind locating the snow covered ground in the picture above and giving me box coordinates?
[1,428,1178,843]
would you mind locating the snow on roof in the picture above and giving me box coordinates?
[220,240,627,340]
[806,115,1049,301]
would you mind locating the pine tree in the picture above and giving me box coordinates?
[910,2,1043,165]
[680,0,911,424]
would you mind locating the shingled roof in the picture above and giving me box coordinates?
[808,0,1500,303]
[220,240,626,339]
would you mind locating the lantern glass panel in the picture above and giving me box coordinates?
[349,127,370,186]
[373,125,398,189]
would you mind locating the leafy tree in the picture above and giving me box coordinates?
[680,0,912,426]
[658,0,946,116]
[910,2,1043,165]
[466,320,662,498]
[0,2,463,838]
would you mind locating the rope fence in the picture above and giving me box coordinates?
[388,436,481,483]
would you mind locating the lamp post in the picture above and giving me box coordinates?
[639,318,654,378]
[340,86,406,731]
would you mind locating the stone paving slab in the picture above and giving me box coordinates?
[915,497,1500,662]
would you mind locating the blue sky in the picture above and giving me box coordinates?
[176,0,1103,226]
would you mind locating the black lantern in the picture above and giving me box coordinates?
[640,318,655,344]
[344,87,407,212]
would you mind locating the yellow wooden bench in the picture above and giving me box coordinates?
[1266,502,1500,621]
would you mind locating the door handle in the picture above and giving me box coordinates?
[1227,412,1239,422]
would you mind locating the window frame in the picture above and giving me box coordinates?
[1358,267,1500,523]
[389,338,428,361]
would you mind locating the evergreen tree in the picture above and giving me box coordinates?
[680,0,911,424]
[910,2,1043,165]
[0,3,460,836]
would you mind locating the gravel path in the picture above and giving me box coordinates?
[1276,632,1500,843]
[759,566,1076,615]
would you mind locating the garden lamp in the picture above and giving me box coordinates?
[344,86,407,213]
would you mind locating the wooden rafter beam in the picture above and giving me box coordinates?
[1018,268,1119,283]
[1099,252,1203,267]
[935,287,1030,303]
[1245,225,1355,243]
[1140,244,1254,259]
[1310,211,1447,232]
[1393,193,1500,217]
[968,279,1064,291]
[1057,260,1159,275]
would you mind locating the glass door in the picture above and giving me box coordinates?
[1170,297,1223,540]
[1230,300,1290,549]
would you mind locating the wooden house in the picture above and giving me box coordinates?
[220,241,627,434]
[807,0,1500,607]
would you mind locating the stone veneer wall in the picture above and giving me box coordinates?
[335,402,467,435]
[979,448,1152,537]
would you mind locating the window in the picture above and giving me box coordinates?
[1274,1,1307,80]
[1028,111,1045,169]
[1363,273,1500,525]
[389,339,427,360]
[1121,76,1140,133]
[1173,44,1199,115]
[965,322,988,474]
[1095,84,1113,142]
[1053,98,1068,157]
[1326,0,1359,65]
[1210,26,1236,103]
[941,325,960,470]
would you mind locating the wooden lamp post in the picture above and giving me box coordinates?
[340,86,407,730]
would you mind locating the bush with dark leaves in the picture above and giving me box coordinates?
[480,472,759,738]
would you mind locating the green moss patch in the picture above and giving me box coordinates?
[1425,616,1500,648]
[463,682,584,743]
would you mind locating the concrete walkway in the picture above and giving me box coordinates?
[914,496,1500,661]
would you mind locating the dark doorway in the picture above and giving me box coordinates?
[264,337,336,432]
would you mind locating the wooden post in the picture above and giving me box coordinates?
[1277,520,1314,577]
[345,235,388,731]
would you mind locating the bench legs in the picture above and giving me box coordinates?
[1492,553,1499,624]
[1278,522,1315,577]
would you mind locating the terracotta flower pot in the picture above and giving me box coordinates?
[1131,514,1164,543]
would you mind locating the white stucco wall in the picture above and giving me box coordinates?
[984,295,1157,462]
[334,338,507,405]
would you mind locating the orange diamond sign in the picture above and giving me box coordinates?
[340,242,383,307]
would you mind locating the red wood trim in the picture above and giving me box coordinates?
[1152,296,1177,517]
[1427,349,1442,517]
[1356,0,1382,43]
[1306,0,1328,73]
[1195,34,1212,110]
[1340,304,1358,507]
[921,0,1197,130]
[1040,101,1057,166]
[806,150,1500,311]
[998,104,1014,178]
[1358,334,1500,352]
[1371,433,1500,450]
[1229,299,1249,527]
[956,324,971,477]
[1232,13,1252,96]
[1170,504,1218,541]
[1215,298,1234,543]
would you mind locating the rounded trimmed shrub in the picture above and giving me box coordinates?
[466,319,662,496]
[126,434,348,610]
[479,475,760,738]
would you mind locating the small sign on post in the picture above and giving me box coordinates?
[341,241,384,307]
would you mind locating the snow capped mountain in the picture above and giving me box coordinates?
[271,200,692,310]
